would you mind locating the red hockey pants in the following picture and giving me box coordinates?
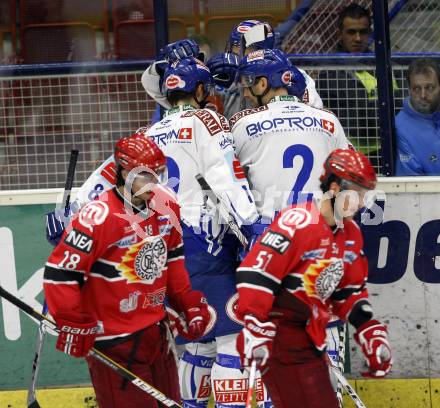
[262,320,339,408]
[86,322,180,408]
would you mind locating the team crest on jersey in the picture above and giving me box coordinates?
[79,201,109,232]
[278,208,312,237]
[117,236,167,283]
[303,258,344,301]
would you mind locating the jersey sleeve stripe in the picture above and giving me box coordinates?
[44,265,84,285]
[236,269,280,294]
[236,267,282,284]
[168,245,184,261]
[282,275,303,292]
[91,260,121,279]
[236,282,274,295]
[331,284,365,301]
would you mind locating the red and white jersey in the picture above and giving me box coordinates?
[44,186,191,341]
[230,96,352,220]
[236,203,367,351]
[331,219,369,320]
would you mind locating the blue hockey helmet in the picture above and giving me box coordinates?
[162,57,214,96]
[236,49,297,90]
[228,20,275,51]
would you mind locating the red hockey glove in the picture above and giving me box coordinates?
[55,310,98,358]
[236,315,276,370]
[354,319,392,378]
[179,290,211,341]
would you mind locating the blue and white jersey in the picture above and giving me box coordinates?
[148,104,258,258]
[230,95,351,220]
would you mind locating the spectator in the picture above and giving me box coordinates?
[317,3,402,169]
[395,59,440,175]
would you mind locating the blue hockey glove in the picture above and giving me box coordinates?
[46,210,66,246]
[287,65,307,100]
[206,52,239,88]
[162,39,200,63]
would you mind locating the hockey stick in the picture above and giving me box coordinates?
[245,360,257,408]
[336,323,347,408]
[28,150,79,408]
[195,174,248,247]
[328,359,367,408]
[0,285,183,408]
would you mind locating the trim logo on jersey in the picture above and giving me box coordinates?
[100,161,116,184]
[278,208,312,237]
[165,74,184,89]
[260,230,291,254]
[229,105,268,127]
[178,127,192,140]
[117,236,167,283]
[79,201,109,232]
[303,258,344,300]
[192,110,223,136]
[119,290,141,313]
[213,378,264,403]
[232,158,246,179]
[64,228,93,253]
[110,234,137,248]
[246,116,334,137]
[322,119,335,133]
[197,375,212,399]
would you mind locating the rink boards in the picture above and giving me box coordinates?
[1,177,440,407]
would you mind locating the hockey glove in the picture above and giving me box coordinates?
[236,315,276,370]
[46,210,66,246]
[286,65,307,100]
[179,290,211,340]
[55,310,98,358]
[206,52,239,88]
[354,319,392,378]
[162,39,200,63]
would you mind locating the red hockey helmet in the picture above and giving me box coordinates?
[114,133,166,172]
[320,149,377,190]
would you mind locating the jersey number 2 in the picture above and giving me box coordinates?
[282,144,314,204]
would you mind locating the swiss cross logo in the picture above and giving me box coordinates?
[232,158,246,179]
[281,71,292,84]
[322,119,335,134]
[165,75,181,89]
[178,128,192,140]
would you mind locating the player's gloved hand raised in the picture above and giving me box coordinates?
[206,52,239,88]
[236,315,276,370]
[354,319,392,378]
[179,290,211,340]
[54,310,98,358]
[46,210,66,246]
[287,65,307,100]
[162,39,200,63]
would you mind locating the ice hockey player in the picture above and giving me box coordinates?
[206,19,323,118]
[235,149,393,408]
[231,48,352,221]
[43,133,211,408]
[148,56,272,408]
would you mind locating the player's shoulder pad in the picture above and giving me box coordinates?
[229,105,269,128]
[274,202,319,238]
[75,199,110,233]
[185,108,224,136]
